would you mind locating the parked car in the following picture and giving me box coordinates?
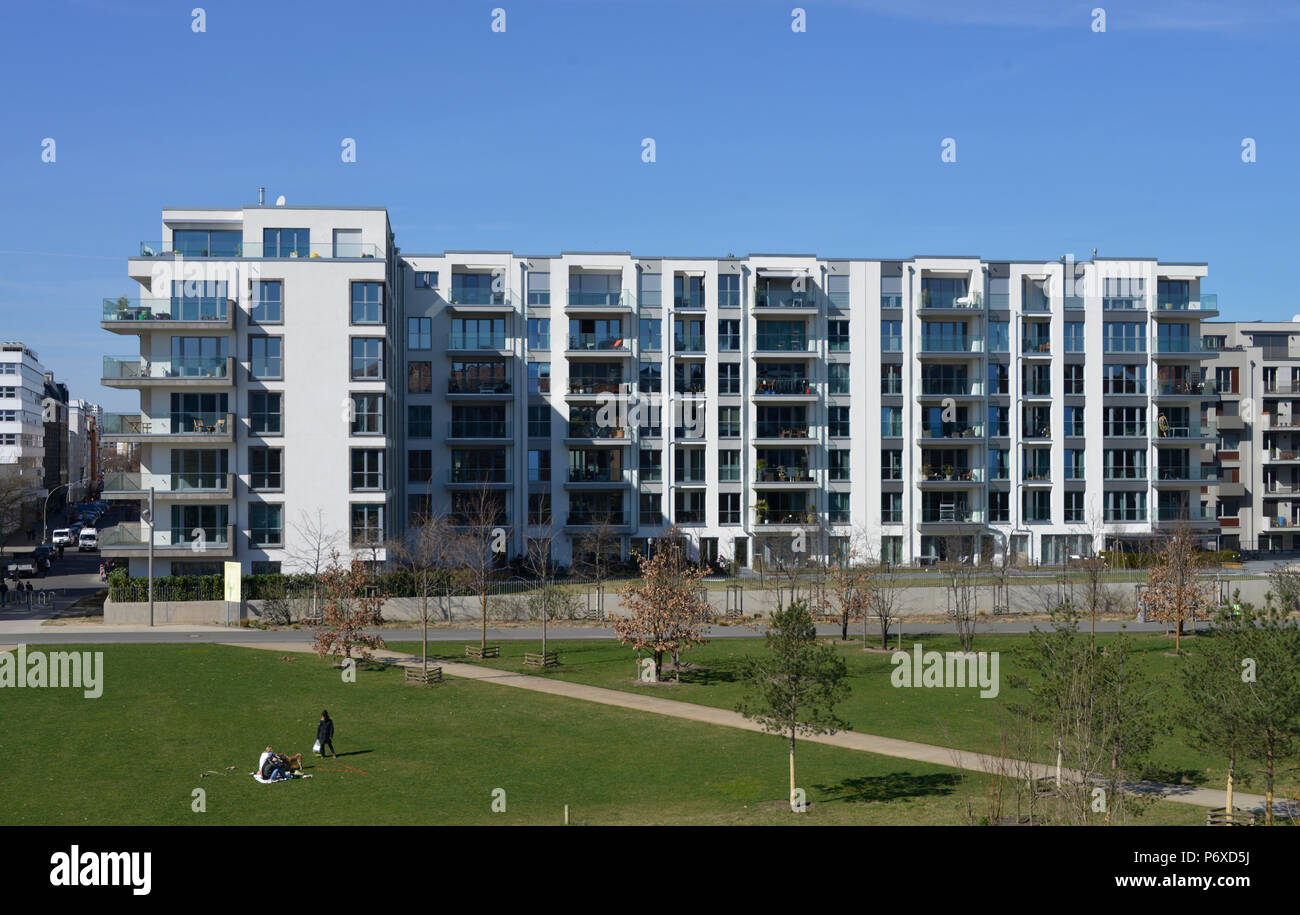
[51,529,73,546]
[7,553,37,577]
[78,529,99,552]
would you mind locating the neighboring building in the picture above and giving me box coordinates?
[100,203,1223,574]
[1204,321,1300,554]
[1,342,50,532]
[42,375,70,512]
[68,398,103,500]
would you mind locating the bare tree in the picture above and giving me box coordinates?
[0,470,39,558]
[285,508,340,621]
[941,534,979,652]
[574,511,623,610]
[386,508,456,677]
[450,481,508,655]
[1144,524,1214,654]
[862,545,905,649]
[522,516,562,660]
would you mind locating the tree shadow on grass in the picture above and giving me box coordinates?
[813,771,961,804]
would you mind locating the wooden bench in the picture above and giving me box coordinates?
[404,665,443,685]
[465,645,500,659]
[524,651,558,668]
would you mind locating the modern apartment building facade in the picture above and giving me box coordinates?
[1,343,51,514]
[1204,321,1300,554]
[99,203,1223,574]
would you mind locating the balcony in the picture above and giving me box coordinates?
[138,241,380,259]
[1103,423,1148,439]
[919,290,983,312]
[918,467,984,485]
[100,523,235,557]
[566,335,631,356]
[920,424,984,440]
[1152,419,1216,441]
[565,512,629,528]
[919,507,986,525]
[100,412,235,443]
[755,377,816,399]
[447,332,510,354]
[1155,294,1218,317]
[565,290,633,313]
[1154,338,1213,357]
[1154,378,1219,398]
[751,507,818,528]
[446,289,518,313]
[1155,505,1214,524]
[753,425,814,445]
[1265,516,1300,531]
[1265,414,1300,431]
[446,419,512,441]
[1264,383,1300,396]
[1263,482,1300,497]
[565,380,630,398]
[752,335,814,357]
[1103,296,1146,311]
[1266,449,1300,464]
[918,380,984,398]
[919,337,985,359]
[565,422,632,443]
[567,466,628,486]
[755,465,815,486]
[1153,465,1217,484]
[447,376,512,398]
[102,355,234,388]
[447,467,512,486]
[101,472,235,500]
[101,296,233,332]
[1021,338,1052,358]
[754,289,820,314]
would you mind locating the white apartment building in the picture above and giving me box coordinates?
[100,203,1221,574]
[68,398,102,500]
[1204,321,1300,555]
[1,342,50,509]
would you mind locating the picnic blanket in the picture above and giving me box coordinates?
[250,771,309,784]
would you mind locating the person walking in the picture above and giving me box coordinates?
[0,579,8,608]
[99,563,107,583]
[315,709,336,758]
[24,581,33,607]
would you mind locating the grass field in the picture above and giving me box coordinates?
[391,630,1300,801]
[0,642,1207,825]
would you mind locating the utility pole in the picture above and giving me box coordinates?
[147,486,155,627]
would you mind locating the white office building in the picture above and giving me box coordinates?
[100,203,1221,574]
[1,342,50,506]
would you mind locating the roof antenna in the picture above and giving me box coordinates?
[258,186,265,205]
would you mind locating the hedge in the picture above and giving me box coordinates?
[1098,549,1240,570]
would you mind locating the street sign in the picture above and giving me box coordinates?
[223,562,241,603]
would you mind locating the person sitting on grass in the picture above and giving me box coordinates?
[260,749,292,782]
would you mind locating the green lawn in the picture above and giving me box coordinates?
[0,642,1193,825]
[392,631,1300,801]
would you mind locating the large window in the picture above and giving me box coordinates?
[408,317,432,350]
[408,361,432,393]
[408,450,432,483]
[351,339,384,380]
[719,449,740,481]
[528,362,550,394]
[718,274,740,307]
[351,504,384,545]
[528,318,551,350]
[250,336,282,379]
[829,406,850,437]
[719,493,741,525]
[528,405,550,438]
[351,449,385,491]
[249,504,283,548]
[252,281,282,323]
[351,393,383,435]
[407,405,432,438]
[249,447,282,490]
[718,406,741,438]
[719,362,740,395]
[639,318,662,351]
[248,392,281,435]
[1103,322,1146,353]
[829,363,849,395]
[881,320,902,351]
[171,229,241,258]
[351,282,384,324]
[262,228,309,258]
[718,320,741,351]
[527,271,550,306]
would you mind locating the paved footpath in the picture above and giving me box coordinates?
[227,640,1282,817]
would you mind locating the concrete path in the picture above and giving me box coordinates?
[224,641,1283,817]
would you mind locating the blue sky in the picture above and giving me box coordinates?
[1,0,1297,410]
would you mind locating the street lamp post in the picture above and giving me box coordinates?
[42,479,84,545]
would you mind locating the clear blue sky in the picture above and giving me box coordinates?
[1,0,1297,410]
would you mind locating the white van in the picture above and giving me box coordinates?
[51,529,74,547]
[78,529,99,552]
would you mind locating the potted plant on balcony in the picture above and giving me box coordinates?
[922,463,932,480]
[944,464,955,480]
[753,499,769,524]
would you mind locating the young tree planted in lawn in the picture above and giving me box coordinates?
[824,542,872,642]
[311,551,386,663]
[386,508,456,677]
[1093,634,1163,825]
[862,547,905,649]
[1233,605,1300,825]
[451,481,508,655]
[286,508,340,622]
[523,518,562,661]
[613,539,710,681]
[736,599,850,809]
[942,535,979,653]
[1143,525,1214,654]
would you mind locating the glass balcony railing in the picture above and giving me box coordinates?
[755,465,813,483]
[101,472,232,492]
[1155,465,1216,482]
[569,466,625,483]
[920,424,984,440]
[101,524,234,549]
[920,337,984,354]
[755,425,812,439]
[673,295,706,309]
[102,356,231,381]
[1154,338,1213,355]
[448,332,507,350]
[567,290,632,308]
[755,377,814,396]
[447,420,511,439]
[920,291,981,309]
[673,336,707,353]
[568,334,629,352]
[1155,378,1218,396]
[448,467,511,484]
[102,297,230,323]
[920,380,984,397]
[567,512,626,526]
[448,288,516,307]
[1156,505,1211,522]
[752,507,817,526]
[1064,295,1086,310]
[567,422,629,440]
[755,290,819,309]
[448,375,511,394]
[920,508,985,524]
[1022,296,1051,313]
[1103,296,1146,310]
[565,379,628,395]
[1104,423,1148,438]
[1156,294,1218,311]
[1153,420,1215,439]
[881,294,904,309]
[754,336,813,353]
[140,241,380,259]
[1103,338,1146,353]
[919,467,984,483]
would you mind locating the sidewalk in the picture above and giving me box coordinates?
[227,641,1272,816]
